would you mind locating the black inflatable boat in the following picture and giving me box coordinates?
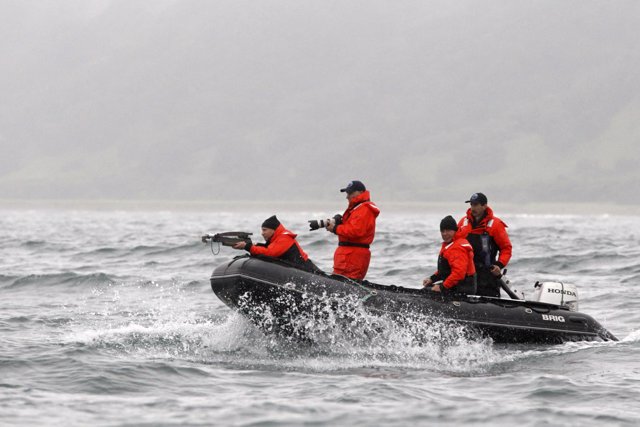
[210,255,618,344]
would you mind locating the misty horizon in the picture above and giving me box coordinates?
[2,1,639,206]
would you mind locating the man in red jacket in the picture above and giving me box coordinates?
[456,193,512,297]
[233,215,317,272]
[422,215,477,295]
[325,180,380,280]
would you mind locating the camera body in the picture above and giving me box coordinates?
[308,214,343,231]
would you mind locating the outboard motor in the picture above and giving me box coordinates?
[533,281,579,311]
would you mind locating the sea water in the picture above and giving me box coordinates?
[1,208,639,426]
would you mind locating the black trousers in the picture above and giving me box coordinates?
[475,270,500,297]
[441,275,477,296]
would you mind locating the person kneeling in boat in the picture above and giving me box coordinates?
[422,215,477,295]
[232,215,318,272]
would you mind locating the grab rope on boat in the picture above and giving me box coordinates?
[344,277,377,302]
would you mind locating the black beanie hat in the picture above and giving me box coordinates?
[261,215,281,230]
[440,215,458,231]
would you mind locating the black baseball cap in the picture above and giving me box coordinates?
[340,180,366,193]
[465,192,488,205]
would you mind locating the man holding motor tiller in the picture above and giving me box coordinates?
[456,192,512,297]
[309,180,380,281]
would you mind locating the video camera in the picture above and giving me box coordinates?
[308,214,343,231]
[201,231,253,246]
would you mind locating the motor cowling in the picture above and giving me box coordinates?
[533,281,579,311]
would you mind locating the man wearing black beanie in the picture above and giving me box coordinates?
[440,215,458,232]
[422,215,477,295]
[261,215,281,230]
[233,215,318,272]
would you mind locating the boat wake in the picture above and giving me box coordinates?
[65,286,504,374]
[63,279,635,377]
[204,308,500,375]
[621,328,640,343]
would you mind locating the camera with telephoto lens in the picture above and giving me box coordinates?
[308,214,342,231]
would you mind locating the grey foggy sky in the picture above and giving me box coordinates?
[1,0,639,205]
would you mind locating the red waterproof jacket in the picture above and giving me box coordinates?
[332,191,380,280]
[431,238,476,289]
[249,224,309,261]
[456,206,512,269]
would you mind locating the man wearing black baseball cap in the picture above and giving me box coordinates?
[339,180,366,194]
[456,193,512,297]
[324,180,380,280]
[465,192,488,205]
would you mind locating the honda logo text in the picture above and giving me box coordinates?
[546,288,577,297]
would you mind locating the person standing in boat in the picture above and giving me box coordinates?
[325,180,380,280]
[422,215,477,295]
[456,193,512,297]
[232,215,318,272]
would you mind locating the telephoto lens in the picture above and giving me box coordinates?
[308,219,327,231]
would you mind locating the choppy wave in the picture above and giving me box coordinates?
[1,272,118,290]
[2,209,640,426]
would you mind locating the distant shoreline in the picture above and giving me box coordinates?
[1,198,639,216]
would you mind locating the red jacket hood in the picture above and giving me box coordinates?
[269,224,297,241]
[348,191,380,216]
[465,205,495,224]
